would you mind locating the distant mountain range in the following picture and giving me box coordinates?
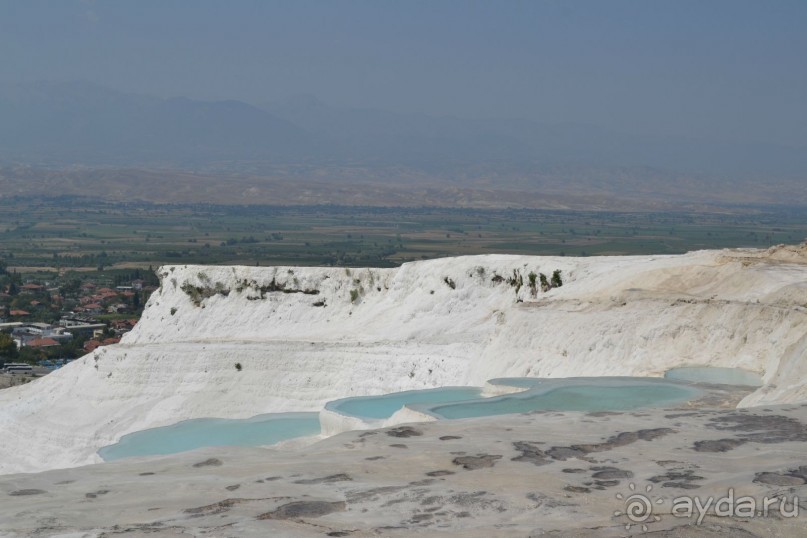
[0,81,308,166]
[1,81,805,180]
[262,94,807,180]
[0,81,806,208]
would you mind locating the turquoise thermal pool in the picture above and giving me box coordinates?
[326,386,484,420]
[425,378,701,419]
[99,377,708,461]
[98,412,320,461]
[663,366,763,387]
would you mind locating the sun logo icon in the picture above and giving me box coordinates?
[614,482,664,531]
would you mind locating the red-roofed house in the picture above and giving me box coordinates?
[112,319,138,331]
[27,337,60,348]
[9,310,30,317]
[83,337,119,353]
[83,340,102,353]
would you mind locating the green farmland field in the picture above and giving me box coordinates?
[1,197,806,281]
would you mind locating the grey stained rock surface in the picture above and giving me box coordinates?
[1,387,806,536]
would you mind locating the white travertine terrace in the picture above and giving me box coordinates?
[2,244,807,475]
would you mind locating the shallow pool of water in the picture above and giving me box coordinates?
[98,412,320,461]
[664,366,763,387]
[327,386,484,419]
[427,378,700,419]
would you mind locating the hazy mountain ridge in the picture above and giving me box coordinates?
[1,81,806,179]
[261,93,807,178]
[0,81,310,165]
[1,81,806,208]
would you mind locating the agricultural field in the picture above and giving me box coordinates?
[1,197,806,281]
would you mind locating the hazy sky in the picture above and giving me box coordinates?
[2,0,806,147]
